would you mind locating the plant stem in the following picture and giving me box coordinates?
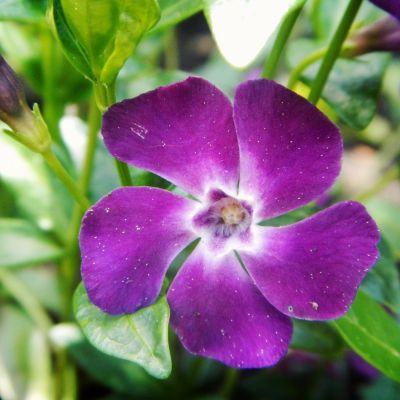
[0,269,52,334]
[93,82,133,186]
[262,2,306,79]
[164,28,179,70]
[42,150,91,210]
[308,0,363,104]
[59,94,100,320]
[287,47,327,89]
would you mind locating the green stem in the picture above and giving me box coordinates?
[93,81,133,186]
[308,0,363,104]
[0,269,52,334]
[59,95,100,320]
[287,47,327,89]
[42,150,91,210]
[262,3,306,79]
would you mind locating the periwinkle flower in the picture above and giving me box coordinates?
[80,77,379,368]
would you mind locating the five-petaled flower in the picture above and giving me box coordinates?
[80,77,379,368]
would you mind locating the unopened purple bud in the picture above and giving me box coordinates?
[0,55,51,153]
[0,55,25,122]
[347,16,400,56]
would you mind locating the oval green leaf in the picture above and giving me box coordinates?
[73,283,171,379]
[333,291,400,382]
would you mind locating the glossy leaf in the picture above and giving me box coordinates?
[362,237,400,313]
[333,291,400,382]
[204,0,306,68]
[50,323,166,396]
[0,219,63,269]
[52,0,160,83]
[74,284,171,379]
[0,0,47,22]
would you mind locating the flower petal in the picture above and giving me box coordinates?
[370,0,400,20]
[102,77,239,197]
[240,201,380,320]
[80,187,196,315]
[233,79,342,220]
[167,245,292,368]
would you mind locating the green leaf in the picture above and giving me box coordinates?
[0,133,71,239]
[0,219,63,269]
[291,320,344,356]
[52,0,160,83]
[333,291,400,382]
[151,0,204,33]
[50,323,167,396]
[73,283,172,379]
[0,0,47,22]
[362,237,400,313]
[287,40,390,130]
[204,0,305,68]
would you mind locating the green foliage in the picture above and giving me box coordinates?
[291,320,344,356]
[0,134,71,239]
[152,0,204,33]
[51,323,167,396]
[0,0,47,22]
[310,0,385,40]
[362,237,400,313]
[74,284,172,379]
[0,219,63,269]
[0,305,52,400]
[287,39,390,130]
[333,291,400,382]
[52,0,160,83]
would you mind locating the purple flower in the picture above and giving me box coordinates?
[369,0,400,20]
[80,77,379,368]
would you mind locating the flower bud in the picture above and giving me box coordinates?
[0,55,51,153]
[0,55,25,123]
[346,16,400,56]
